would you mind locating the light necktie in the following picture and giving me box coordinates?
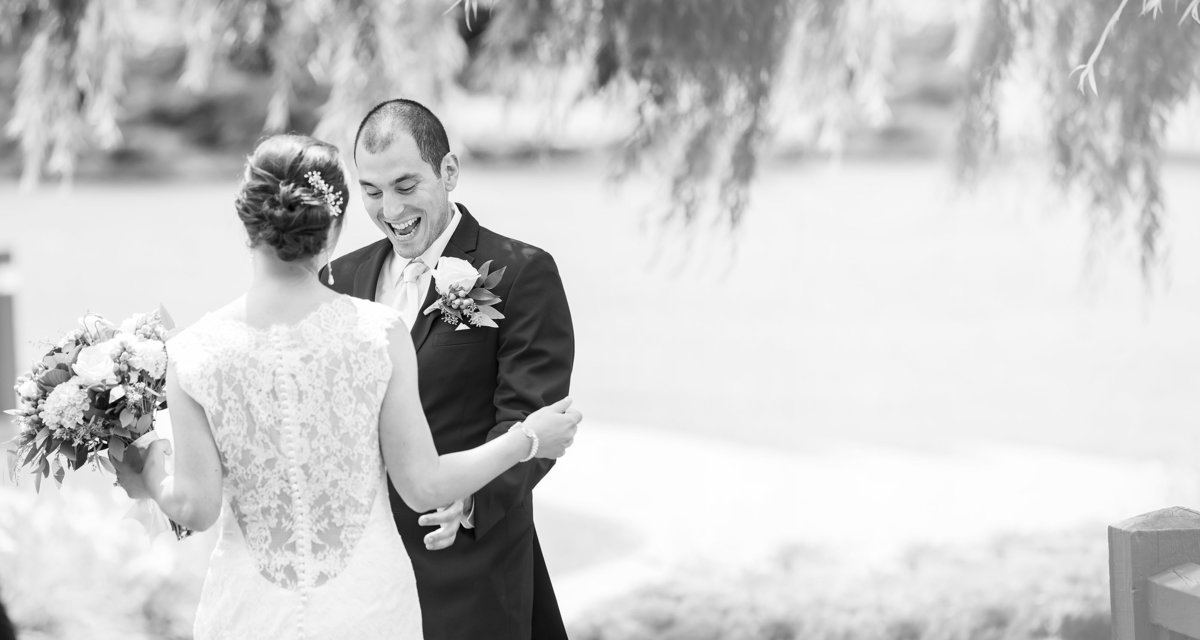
[396,260,429,329]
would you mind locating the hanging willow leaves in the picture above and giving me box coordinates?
[474,0,886,230]
[2,0,466,174]
[2,0,1198,278]
[959,0,1200,278]
[5,0,132,188]
[2,0,887,237]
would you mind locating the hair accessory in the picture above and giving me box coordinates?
[305,171,344,216]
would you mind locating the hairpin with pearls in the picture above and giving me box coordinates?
[305,170,344,216]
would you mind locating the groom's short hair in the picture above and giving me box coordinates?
[354,99,451,177]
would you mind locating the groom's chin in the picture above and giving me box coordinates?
[388,236,427,260]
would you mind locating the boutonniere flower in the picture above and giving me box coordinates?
[423,257,507,331]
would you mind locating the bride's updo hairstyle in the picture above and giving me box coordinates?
[235,134,350,262]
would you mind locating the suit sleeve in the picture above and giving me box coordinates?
[469,250,574,539]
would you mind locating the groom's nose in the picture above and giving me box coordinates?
[381,193,408,219]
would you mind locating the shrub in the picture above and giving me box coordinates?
[570,531,1110,640]
[0,483,202,639]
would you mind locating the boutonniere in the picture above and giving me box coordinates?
[423,257,507,331]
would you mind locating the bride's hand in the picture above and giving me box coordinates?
[521,397,582,459]
[111,439,172,500]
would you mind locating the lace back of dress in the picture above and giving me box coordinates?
[174,298,397,591]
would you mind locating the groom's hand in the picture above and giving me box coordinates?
[418,498,468,550]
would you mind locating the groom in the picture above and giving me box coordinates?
[325,99,574,640]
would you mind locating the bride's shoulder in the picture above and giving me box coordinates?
[346,297,401,319]
[166,298,244,345]
[209,297,247,319]
[197,298,246,327]
[345,297,403,334]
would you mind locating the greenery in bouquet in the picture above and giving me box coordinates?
[6,309,174,492]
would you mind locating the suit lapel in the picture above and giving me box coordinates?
[352,239,393,302]
[410,205,481,352]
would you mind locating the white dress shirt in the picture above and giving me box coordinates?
[374,204,476,527]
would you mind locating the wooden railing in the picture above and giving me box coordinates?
[1110,507,1200,640]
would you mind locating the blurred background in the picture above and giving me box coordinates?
[2,0,1200,638]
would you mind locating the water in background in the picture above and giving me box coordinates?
[3,158,1197,461]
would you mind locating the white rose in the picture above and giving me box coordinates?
[431,257,480,295]
[74,339,121,386]
[17,378,39,399]
[127,339,168,378]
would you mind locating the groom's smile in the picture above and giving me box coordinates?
[376,205,438,258]
[388,215,422,241]
[376,202,439,257]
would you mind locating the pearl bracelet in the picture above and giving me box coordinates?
[510,422,538,462]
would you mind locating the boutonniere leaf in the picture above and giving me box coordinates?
[424,257,507,330]
[469,289,501,305]
[479,260,506,290]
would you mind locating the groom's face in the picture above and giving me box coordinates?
[356,132,458,259]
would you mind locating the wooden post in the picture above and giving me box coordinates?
[1111,507,1200,640]
[0,250,14,422]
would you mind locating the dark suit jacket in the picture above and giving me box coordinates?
[326,205,574,640]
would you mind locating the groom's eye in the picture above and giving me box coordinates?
[363,188,382,198]
[396,182,416,193]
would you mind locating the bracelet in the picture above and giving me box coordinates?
[510,422,538,462]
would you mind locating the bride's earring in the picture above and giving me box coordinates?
[326,253,335,286]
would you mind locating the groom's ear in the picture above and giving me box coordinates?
[440,153,459,192]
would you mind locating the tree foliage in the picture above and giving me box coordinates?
[0,0,885,231]
[2,0,467,180]
[958,0,1200,277]
[2,0,1199,274]
[2,0,130,189]
[475,0,847,229]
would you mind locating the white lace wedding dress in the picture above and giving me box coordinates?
[168,295,423,640]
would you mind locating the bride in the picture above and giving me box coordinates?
[112,134,582,639]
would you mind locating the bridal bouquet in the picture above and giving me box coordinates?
[5,308,190,539]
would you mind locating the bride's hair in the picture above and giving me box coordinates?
[235,134,350,262]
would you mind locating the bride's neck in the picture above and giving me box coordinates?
[248,248,323,295]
